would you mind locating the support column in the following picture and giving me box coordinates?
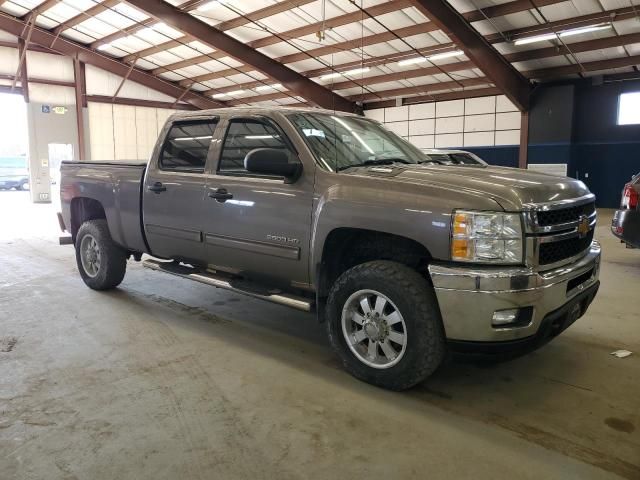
[519,111,529,169]
[73,57,87,161]
[17,38,29,103]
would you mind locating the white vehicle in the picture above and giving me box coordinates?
[421,149,487,166]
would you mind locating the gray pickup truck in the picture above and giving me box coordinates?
[59,107,601,390]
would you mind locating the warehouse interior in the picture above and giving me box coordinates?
[0,0,639,479]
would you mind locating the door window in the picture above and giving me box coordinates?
[218,118,293,175]
[160,119,218,173]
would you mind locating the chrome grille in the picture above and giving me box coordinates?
[539,230,594,265]
[536,202,596,227]
[525,195,597,269]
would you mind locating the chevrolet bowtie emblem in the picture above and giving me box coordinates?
[577,215,590,237]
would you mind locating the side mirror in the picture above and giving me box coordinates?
[244,148,301,180]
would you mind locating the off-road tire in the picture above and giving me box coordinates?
[326,260,445,390]
[75,219,127,290]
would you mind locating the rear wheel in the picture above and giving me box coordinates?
[19,182,29,191]
[326,260,445,390]
[75,219,127,290]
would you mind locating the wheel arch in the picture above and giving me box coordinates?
[315,228,433,314]
[70,197,107,241]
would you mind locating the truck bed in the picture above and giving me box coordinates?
[60,161,148,253]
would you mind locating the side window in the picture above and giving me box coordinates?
[218,118,293,174]
[159,119,218,172]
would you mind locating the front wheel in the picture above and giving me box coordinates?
[326,261,445,390]
[75,219,127,290]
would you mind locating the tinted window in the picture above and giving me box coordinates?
[219,119,291,173]
[160,120,218,172]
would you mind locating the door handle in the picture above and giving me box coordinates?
[208,188,233,202]
[147,182,166,193]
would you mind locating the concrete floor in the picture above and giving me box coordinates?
[0,189,638,480]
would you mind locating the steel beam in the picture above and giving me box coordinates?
[17,38,29,102]
[124,0,357,112]
[519,112,529,169]
[526,54,640,79]
[409,0,530,111]
[362,87,503,110]
[86,95,198,110]
[74,58,87,160]
[0,11,224,110]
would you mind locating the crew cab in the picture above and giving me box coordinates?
[59,107,601,390]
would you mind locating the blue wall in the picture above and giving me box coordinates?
[464,81,640,208]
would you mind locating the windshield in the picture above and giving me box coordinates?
[287,112,430,172]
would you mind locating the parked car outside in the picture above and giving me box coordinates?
[0,157,29,191]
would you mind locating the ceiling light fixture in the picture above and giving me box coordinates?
[97,43,112,51]
[427,49,465,61]
[513,23,612,45]
[397,50,464,67]
[212,89,245,98]
[397,57,428,67]
[320,67,370,81]
[256,83,282,91]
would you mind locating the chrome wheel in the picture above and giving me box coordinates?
[341,289,407,369]
[80,234,101,278]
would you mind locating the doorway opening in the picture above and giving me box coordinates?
[0,92,29,193]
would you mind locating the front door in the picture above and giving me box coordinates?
[202,116,314,287]
[143,117,219,263]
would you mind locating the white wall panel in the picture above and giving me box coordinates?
[436,116,464,134]
[156,108,174,134]
[496,111,521,130]
[113,104,138,160]
[409,103,435,119]
[85,65,177,102]
[364,108,384,122]
[378,95,516,150]
[28,84,75,105]
[385,121,408,137]
[135,107,158,161]
[384,106,408,122]
[496,95,518,113]
[0,46,18,75]
[88,102,115,161]
[464,131,495,147]
[409,135,435,149]
[436,99,464,117]
[495,129,520,145]
[464,114,495,132]
[26,51,74,82]
[409,118,435,136]
[435,133,463,148]
[465,96,496,115]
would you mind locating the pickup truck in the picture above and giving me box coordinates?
[59,107,601,390]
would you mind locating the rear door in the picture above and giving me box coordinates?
[143,117,220,263]
[201,114,314,287]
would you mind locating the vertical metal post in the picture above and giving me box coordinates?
[519,111,529,169]
[74,56,87,161]
[17,38,29,103]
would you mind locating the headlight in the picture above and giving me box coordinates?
[451,210,523,264]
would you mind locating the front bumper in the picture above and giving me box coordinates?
[428,241,601,344]
[612,209,640,248]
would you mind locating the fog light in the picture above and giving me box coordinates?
[492,309,519,326]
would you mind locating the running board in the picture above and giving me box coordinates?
[142,259,314,312]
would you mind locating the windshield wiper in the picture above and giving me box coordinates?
[336,158,410,172]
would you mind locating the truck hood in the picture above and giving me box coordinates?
[342,164,591,211]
